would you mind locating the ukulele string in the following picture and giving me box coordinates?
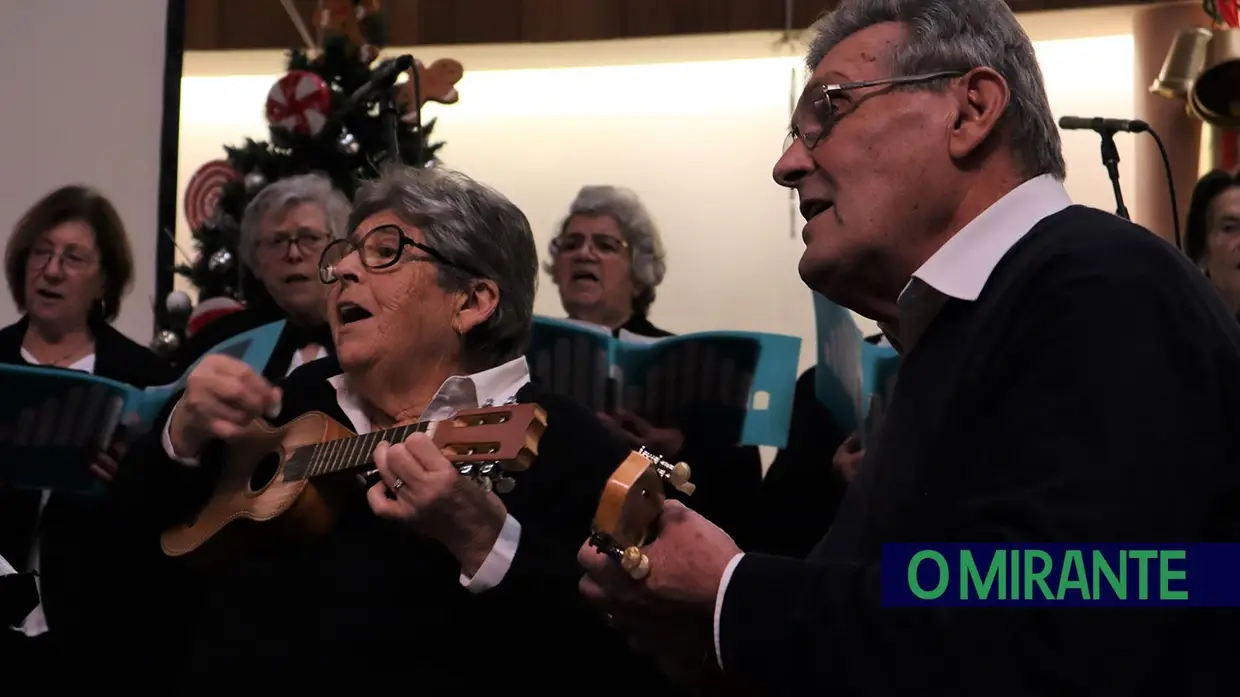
[362,419,430,488]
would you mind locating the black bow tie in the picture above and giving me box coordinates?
[285,323,334,354]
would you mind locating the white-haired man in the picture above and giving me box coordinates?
[577,1,1240,694]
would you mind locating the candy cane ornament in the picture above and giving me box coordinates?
[184,160,239,231]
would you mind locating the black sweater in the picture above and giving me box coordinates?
[117,357,679,695]
[720,206,1240,695]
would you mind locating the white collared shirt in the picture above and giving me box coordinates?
[161,356,532,593]
[286,344,329,375]
[878,174,1073,352]
[712,174,1074,670]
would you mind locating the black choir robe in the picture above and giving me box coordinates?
[752,334,885,558]
[617,314,765,548]
[718,206,1240,695]
[0,315,176,689]
[115,356,680,695]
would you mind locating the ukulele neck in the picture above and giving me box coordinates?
[283,420,430,481]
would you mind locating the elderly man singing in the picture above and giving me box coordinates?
[579,1,1240,694]
[121,166,674,695]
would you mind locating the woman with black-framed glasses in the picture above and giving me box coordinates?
[318,222,484,284]
[121,165,679,695]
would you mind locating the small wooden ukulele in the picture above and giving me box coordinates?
[588,447,694,580]
[161,401,546,565]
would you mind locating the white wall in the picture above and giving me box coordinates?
[177,9,1138,372]
[0,0,170,343]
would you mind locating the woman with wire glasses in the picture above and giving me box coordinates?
[0,184,175,691]
[544,185,765,549]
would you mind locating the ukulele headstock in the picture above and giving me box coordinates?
[432,402,547,494]
[589,447,694,580]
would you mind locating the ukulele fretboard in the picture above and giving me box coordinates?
[282,420,430,481]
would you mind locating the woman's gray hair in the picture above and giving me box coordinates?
[806,0,1066,181]
[349,165,538,372]
[239,173,351,270]
[544,185,668,317]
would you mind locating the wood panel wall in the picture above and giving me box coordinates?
[185,0,1173,51]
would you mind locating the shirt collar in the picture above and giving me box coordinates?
[328,356,532,435]
[881,175,1072,351]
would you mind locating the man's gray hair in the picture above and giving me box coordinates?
[350,165,538,371]
[806,0,1066,180]
[239,173,351,270]
[544,185,668,317]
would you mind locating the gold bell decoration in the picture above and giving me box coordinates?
[1149,27,1212,101]
[1189,27,1240,128]
[1149,2,1240,174]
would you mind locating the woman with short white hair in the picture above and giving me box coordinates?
[546,185,763,545]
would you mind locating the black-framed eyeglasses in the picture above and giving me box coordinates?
[785,70,965,151]
[255,229,330,259]
[318,224,484,284]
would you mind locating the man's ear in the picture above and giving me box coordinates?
[454,278,500,335]
[947,67,1010,162]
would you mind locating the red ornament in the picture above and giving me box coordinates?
[187,296,246,337]
[184,159,239,230]
[266,71,332,136]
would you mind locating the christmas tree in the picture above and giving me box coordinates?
[160,4,462,348]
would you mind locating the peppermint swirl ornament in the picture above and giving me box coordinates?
[266,70,332,136]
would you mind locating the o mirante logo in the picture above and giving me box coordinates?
[880,544,1240,607]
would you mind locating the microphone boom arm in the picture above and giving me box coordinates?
[1098,128,1130,221]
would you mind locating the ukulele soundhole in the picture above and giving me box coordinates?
[249,451,282,492]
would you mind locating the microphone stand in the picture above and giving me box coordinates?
[378,87,403,167]
[1098,127,1130,220]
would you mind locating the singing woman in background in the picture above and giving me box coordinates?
[169,174,349,379]
[1185,168,1240,318]
[0,185,174,689]
[546,185,764,546]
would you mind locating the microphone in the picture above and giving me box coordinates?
[344,54,414,111]
[1058,116,1149,133]
[1057,115,1182,251]
[325,54,417,168]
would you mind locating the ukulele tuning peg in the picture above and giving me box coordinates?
[458,463,475,477]
[666,461,694,496]
[476,476,494,493]
[620,546,651,581]
[649,458,694,496]
[494,476,516,494]
[588,532,622,559]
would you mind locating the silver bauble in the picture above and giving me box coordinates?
[150,329,181,355]
[244,171,267,193]
[338,131,359,154]
[208,248,234,273]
